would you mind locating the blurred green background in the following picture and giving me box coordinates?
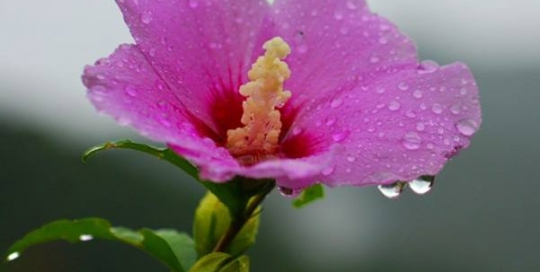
[1,0,539,271]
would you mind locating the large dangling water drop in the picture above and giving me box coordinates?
[409,176,435,195]
[278,186,303,198]
[377,182,407,199]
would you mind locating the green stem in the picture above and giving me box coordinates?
[212,183,274,253]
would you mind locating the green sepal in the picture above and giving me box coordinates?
[5,218,196,272]
[193,192,260,257]
[82,140,199,179]
[293,184,325,208]
[200,177,273,219]
[188,253,249,272]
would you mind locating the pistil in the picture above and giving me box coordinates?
[226,37,292,164]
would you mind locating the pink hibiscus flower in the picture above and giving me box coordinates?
[82,0,481,190]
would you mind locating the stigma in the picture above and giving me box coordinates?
[226,37,292,165]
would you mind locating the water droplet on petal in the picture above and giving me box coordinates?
[346,156,356,162]
[432,103,443,114]
[140,11,152,24]
[322,166,335,176]
[418,60,439,74]
[398,82,409,91]
[93,85,109,95]
[378,182,406,199]
[188,0,198,8]
[402,132,422,150]
[334,11,344,20]
[124,85,138,97]
[346,1,358,9]
[413,90,423,99]
[332,130,350,142]
[7,252,20,262]
[409,176,435,194]
[278,186,303,198]
[292,127,302,135]
[155,81,165,90]
[330,98,343,108]
[158,117,172,127]
[79,234,94,242]
[406,110,416,118]
[325,118,336,126]
[450,104,461,115]
[370,55,380,63]
[455,119,479,136]
[388,101,401,111]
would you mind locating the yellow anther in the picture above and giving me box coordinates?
[226,37,292,163]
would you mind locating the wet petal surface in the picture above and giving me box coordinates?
[289,62,481,187]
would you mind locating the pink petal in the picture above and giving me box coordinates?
[83,44,188,142]
[273,0,417,113]
[168,143,333,186]
[82,44,328,185]
[115,0,276,137]
[287,62,482,187]
[83,44,237,176]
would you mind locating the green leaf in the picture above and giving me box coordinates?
[82,140,199,180]
[193,192,260,257]
[154,229,197,271]
[188,253,249,272]
[293,184,325,208]
[5,218,196,272]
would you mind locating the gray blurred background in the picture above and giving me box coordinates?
[1,0,539,271]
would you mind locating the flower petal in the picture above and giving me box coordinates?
[83,10,331,187]
[115,0,276,136]
[287,62,482,187]
[83,44,187,141]
[83,44,234,173]
[168,144,335,187]
[273,0,417,110]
